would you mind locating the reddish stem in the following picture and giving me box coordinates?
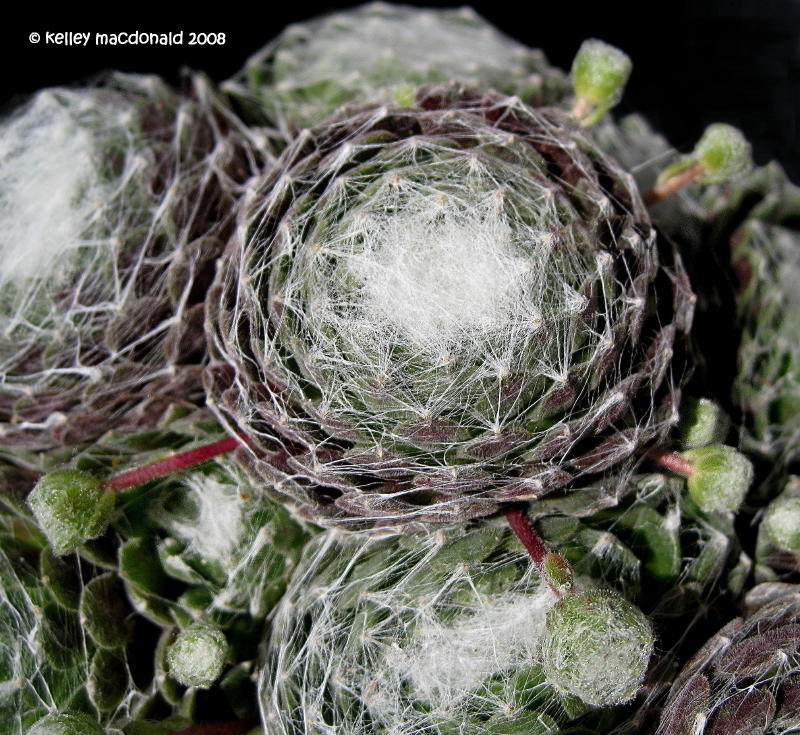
[643,161,705,206]
[104,434,244,491]
[644,448,696,478]
[168,719,259,735]
[504,505,561,598]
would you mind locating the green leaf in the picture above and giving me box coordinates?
[25,712,105,735]
[39,549,82,611]
[80,572,135,648]
[88,647,129,710]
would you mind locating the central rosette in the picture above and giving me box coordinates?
[206,91,689,527]
[278,152,599,440]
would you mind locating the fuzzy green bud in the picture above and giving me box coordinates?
[679,397,731,449]
[541,589,654,706]
[571,39,632,125]
[762,495,800,552]
[681,445,754,513]
[693,123,752,183]
[27,469,115,555]
[166,623,228,688]
[26,712,106,735]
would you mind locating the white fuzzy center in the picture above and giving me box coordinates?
[346,190,542,349]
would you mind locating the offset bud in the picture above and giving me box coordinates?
[679,397,731,449]
[25,712,106,735]
[166,623,228,688]
[541,588,654,706]
[680,445,754,513]
[647,123,752,205]
[693,123,752,182]
[571,39,632,125]
[27,469,115,555]
[762,495,800,552]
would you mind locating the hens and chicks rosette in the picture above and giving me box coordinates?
[3,4,800,735]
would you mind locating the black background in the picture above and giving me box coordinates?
[3,0,800,181]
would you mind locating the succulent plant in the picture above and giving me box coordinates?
[732,216,800,466]
[260,469,753,735]
[224,2,569,136]
[655,582,800,735]
[3,4,799,734]
[0,72,265,455]
[206,82,694,530]
[1,404,310,734]
[261,522,634,735]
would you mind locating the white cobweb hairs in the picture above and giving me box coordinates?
[0,545,89,732]
[224,2,568,134]
[144,452,307,618]
[260,524,567,735]
[0,73,267,452]
[733,218,800,465]
[206,91,692,528]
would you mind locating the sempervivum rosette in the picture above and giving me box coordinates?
[206,85,692,529]
[654,583,800,735]
[732,215,800,467]
[261,523,654,735]
[0,73,264,455]
[224,1,568,136]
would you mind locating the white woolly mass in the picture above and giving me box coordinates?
[0,81,159,397]
[152,471,245,570]
[381,588,556,711]
[0,88,134,297]
[270,140,603,440]
[147,455,308,618]
[260,527,577,735]
[274,4,534,89]
[1,96,96,282]
[236,2,563,130]
[343,185,543,349]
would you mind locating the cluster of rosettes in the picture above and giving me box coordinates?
[6,5,797,735]
[206,85,694,529]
